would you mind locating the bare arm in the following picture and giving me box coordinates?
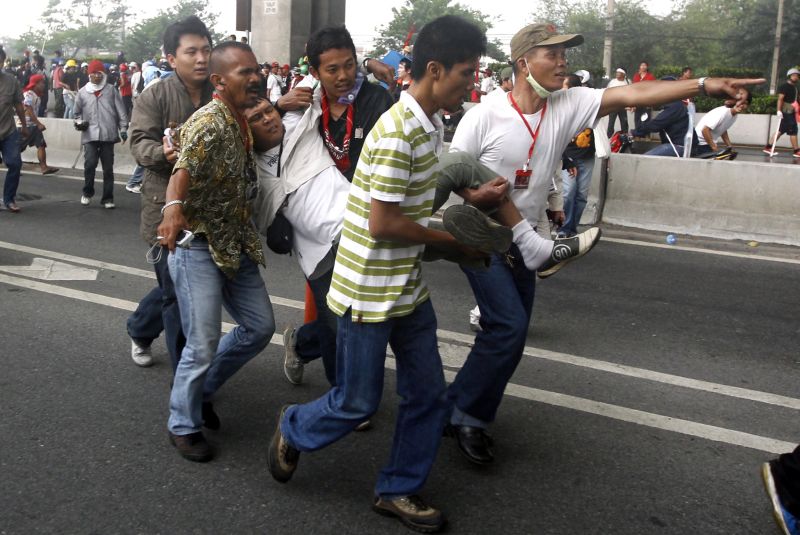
[369,198,484,259]
[14,103,29,137]
[599,77,765,118]
[156,168,191,251]
[721,131,732,147]
[777,94,785,114]
[701,126,717,150]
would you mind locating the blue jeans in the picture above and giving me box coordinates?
[560,157,595,237]
[450,246,536,426]
[644,143,684,157]
[282,299,449,498]
[127,165,144,187]
[167,241,275,435]
[1,129,23,205]
[126,248,186,372]
[63,91,75,119]
[294,266,337,386]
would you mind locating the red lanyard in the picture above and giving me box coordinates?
[213,93,251,152]
[508,92,546,171]
[320,89,354,173]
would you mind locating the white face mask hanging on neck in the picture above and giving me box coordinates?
[524,58,552,99]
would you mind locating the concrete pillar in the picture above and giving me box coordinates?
[250,0,346,66]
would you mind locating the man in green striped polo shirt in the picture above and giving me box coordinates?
[267,15,487,533]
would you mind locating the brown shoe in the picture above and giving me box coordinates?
[267,404,300,483]
[373,495,446,533]
[168,431,213,462]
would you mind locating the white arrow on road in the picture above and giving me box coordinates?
[0,257,98,281]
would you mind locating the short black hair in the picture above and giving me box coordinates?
[399,58,412,71]
[410,15,486,81]
[681,66,692,75]
[306,26,356,71]
[209,41,253,74]
[565,74,582,88]
[163,16,213,57]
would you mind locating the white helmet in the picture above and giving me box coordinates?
[574,69,591,85]
[788,68,800,77]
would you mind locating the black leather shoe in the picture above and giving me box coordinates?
[446,424,494,465]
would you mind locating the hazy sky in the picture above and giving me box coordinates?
[1,0,674,55]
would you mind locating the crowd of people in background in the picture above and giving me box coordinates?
[0,15,792,535]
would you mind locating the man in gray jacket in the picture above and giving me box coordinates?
[74,59,128,209]
[126,15,214,372]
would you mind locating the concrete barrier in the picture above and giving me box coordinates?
[603,153,800,246]
[21,117,138,176]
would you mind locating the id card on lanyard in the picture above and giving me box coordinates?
[508,92,547,190]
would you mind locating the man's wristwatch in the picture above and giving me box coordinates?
[361,57,372,71]
[697,77,708,96]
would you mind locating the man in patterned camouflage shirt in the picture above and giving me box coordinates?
[157,41,276,463]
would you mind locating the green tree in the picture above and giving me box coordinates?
[371,0,508,62]
[122,0,221,62]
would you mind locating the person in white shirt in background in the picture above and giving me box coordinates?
[265,61,283,104]
[694,89,750,156]
[479,68,495,101]
[605,67,629,137]
[483,66,513,102]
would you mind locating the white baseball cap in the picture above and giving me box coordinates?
[788,68,800,77]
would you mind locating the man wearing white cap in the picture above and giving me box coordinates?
[605,67,629,137]
[445,21,764,465]
[763,68,800,158]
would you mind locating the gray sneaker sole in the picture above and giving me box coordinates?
[442,205,512,254]
[282,327,303,385]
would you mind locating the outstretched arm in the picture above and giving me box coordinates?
[599,77,764,118]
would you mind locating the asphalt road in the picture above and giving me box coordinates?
[1,169,799,535]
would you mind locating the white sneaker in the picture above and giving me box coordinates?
[282,326,304,385]
[469,306,482,332]
[131,339,153,367]
[80,196,90,206]
[104,201,115,209]
[126,184,141,194]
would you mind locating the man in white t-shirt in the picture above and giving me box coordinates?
[265,62,283,104]
[479,68,495,101]
[605,67,630,136]
[444,21,764,465]
[483,66,513,102]
[694,90,750,156]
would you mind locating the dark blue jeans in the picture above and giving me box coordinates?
[294,267,337,386]
[1,129,23,205]
[126,247,185,372]
[282,299,449,498]
[450,245,536,424]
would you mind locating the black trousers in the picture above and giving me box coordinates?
[606,110,628,137]
[82,141,115,203]
[773,446,800,516]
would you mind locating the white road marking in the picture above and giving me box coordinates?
[0,257,98,281]
[0,270,795,455]
[1,239,798,410]
[436,329,800,411]
[0,240,155,279]
[602,237,800,265]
